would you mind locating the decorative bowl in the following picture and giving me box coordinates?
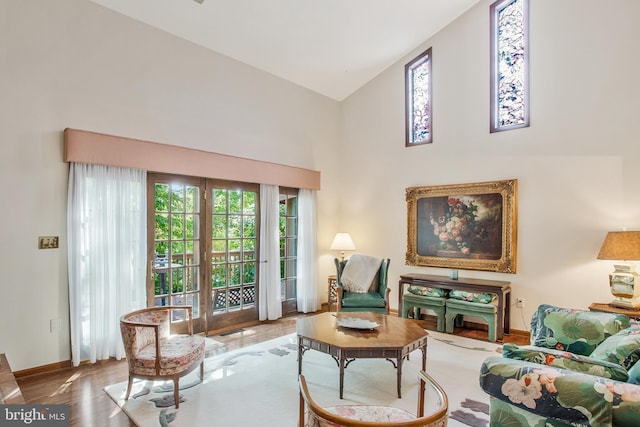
[335,317,379,330]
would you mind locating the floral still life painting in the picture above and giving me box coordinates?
[406,180,517,273]
[422,194,502,259]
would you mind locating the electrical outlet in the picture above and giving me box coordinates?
[50,318,61,333]
[39,236,59,249]
[516,297,525,308]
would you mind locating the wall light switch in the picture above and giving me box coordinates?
[39,236,59,249]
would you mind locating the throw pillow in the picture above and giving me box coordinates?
[503,343,629,382]
[529,304,630,356]
[590,327,640,370]
[407,286,447,298]
[448,290,494,304]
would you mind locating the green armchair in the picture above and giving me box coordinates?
[334,257,390,314]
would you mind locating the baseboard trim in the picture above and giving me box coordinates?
[14,360,72,379]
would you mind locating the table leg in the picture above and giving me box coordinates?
[397,354,403,398]
[421,342,427,371]
[496,293,504,341]
[504,291,511,335]
[339,352,345,399]
[298,336,303,375]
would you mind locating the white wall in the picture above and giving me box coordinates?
[0,0,340,371]
[338,0,640,329]
[3,0,639,372]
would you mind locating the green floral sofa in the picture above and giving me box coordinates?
[479,304,640,426]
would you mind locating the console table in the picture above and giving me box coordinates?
[398,273,511,341]
[588,302,640,320]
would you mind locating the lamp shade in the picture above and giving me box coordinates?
[330,233,356,251]
[597,231,640,260]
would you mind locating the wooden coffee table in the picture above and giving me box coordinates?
[297,312,428,399]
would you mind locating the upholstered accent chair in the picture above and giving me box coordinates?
[335,257,391,314]
[120,306,205,408]
[299,370,448,427]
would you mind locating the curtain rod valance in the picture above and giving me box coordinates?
[63,128,321,190]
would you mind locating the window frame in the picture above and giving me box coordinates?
[490,0,530,133]
[405,47,433,146]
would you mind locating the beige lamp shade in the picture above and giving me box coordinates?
[597,231,640,260]
[330,233,356,251]
[330,233,355,261]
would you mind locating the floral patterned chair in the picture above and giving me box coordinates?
[120,306,205,408]
[299,370,448,427]
[479,304,640,426]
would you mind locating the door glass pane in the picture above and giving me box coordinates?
[152,181,201,319]
[211,187,258,315]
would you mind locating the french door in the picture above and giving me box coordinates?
[209,180,260,330]
[147,173,260,334]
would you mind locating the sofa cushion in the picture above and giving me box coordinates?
[590,327,640,370]
[480,356,616,426]
[503,343,629,381]
[341,292,386,308]
[407,286,447,298]
[448,290,494,304]
[627,360,640,385]
[530,304,630,356]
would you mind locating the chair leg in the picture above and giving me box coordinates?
[124,376,134,401]
[174,377,180,408]
[200,360,204,381]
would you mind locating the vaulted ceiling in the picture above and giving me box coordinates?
[90,0,481,101]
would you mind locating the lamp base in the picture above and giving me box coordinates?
[609,298,640,311]
[609,263,640,309]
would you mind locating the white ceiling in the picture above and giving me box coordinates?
[89,0,481,101]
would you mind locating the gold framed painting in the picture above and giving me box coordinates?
[406,179,517,273]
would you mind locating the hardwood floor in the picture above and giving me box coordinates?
[16,313,528,426]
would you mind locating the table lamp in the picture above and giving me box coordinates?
[330,232,356,261]
[597,231,640,309]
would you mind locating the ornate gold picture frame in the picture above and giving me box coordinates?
[406,179,517,273]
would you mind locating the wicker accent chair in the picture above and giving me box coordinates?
[299,370,448,427]
[120,306,205,408]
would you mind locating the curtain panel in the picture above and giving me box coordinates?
[258,184,282,321]
[297,189,319,313]
[67,163,147,366]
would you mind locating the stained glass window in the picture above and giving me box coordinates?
[405,48,432,146]
[491,0,529,132]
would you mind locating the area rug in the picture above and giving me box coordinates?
[105,330,499,426]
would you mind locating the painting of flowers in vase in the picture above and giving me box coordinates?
[419,194,502,259]
[406,180,517,273]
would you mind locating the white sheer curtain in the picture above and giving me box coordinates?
[297,189,319,313]
[67,163,147,367]
[258,184,282,321]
